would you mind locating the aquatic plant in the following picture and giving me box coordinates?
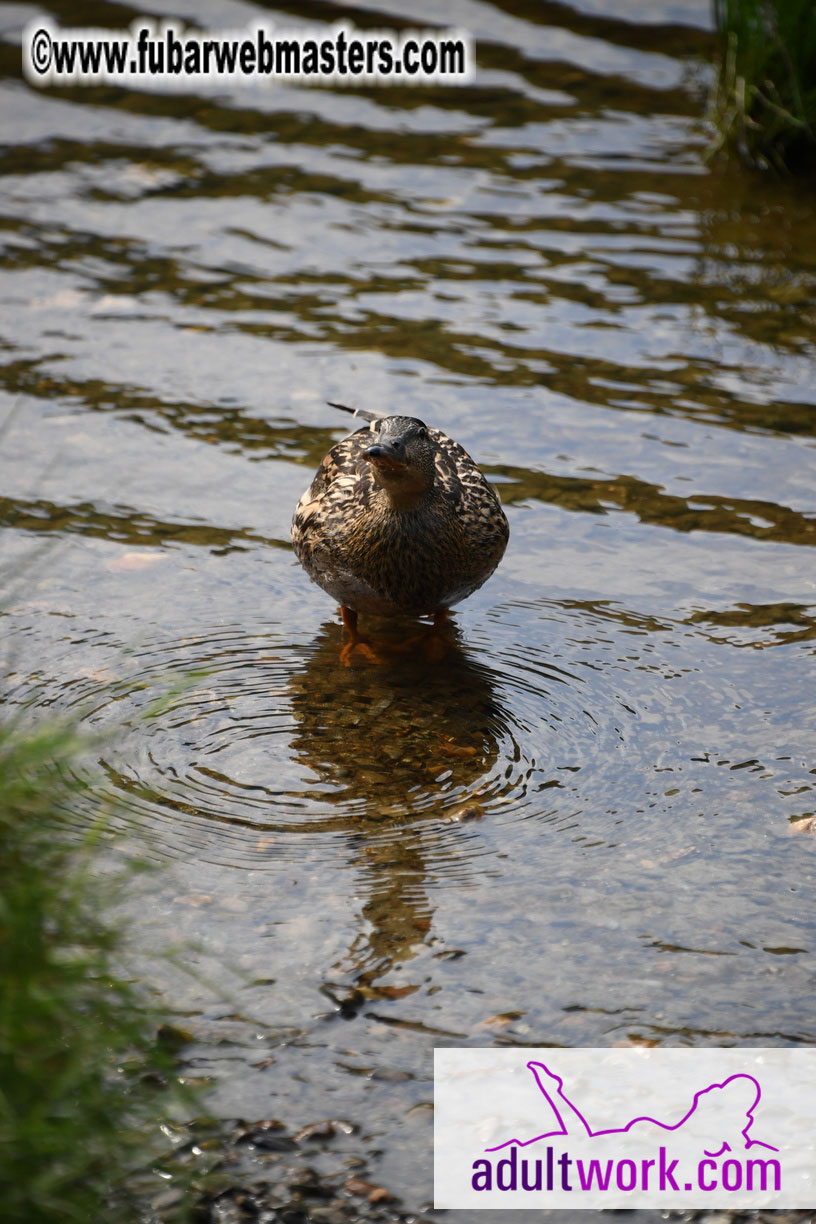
[0,712,192,1223]
[710,0,816,173]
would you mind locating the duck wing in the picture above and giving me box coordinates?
[292,424,375,537]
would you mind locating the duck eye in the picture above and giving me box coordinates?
[416,427,428,440]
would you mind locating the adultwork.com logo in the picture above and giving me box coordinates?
[475,1059,779,1194]
[434,1048,816,1209]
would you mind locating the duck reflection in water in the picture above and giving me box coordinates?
[288,619,507,1002]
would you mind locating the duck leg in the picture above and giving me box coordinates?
[339,606,450,664]
[341,605,359,640]
[339,605,382,665]
[380,607,451,661]
[423,608,450,661]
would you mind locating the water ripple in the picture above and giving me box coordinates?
[3,606,644,875]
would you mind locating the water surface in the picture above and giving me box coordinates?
[2,0,816,1215]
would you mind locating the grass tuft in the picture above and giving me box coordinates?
[0,712,193,1223]
[709,0,816,174]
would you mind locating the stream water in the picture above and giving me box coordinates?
[2,0,815,1218]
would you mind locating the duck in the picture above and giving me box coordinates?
[291,403,509,659]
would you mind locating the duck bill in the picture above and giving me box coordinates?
[363,443,407,472]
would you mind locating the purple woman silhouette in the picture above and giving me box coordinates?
[486,1060,778,1156]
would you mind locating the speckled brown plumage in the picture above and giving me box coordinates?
[291,408,509,619]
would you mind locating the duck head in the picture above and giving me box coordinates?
[364,416,435,506]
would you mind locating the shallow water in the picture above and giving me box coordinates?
[2,0,816,1216]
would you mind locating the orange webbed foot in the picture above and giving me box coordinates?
[391,609,451,660]
[338,606,452,665]
[339,606,387,666]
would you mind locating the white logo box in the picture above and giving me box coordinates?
[434,1048,816,1209]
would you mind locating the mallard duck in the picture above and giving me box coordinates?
[292,404,509,655]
